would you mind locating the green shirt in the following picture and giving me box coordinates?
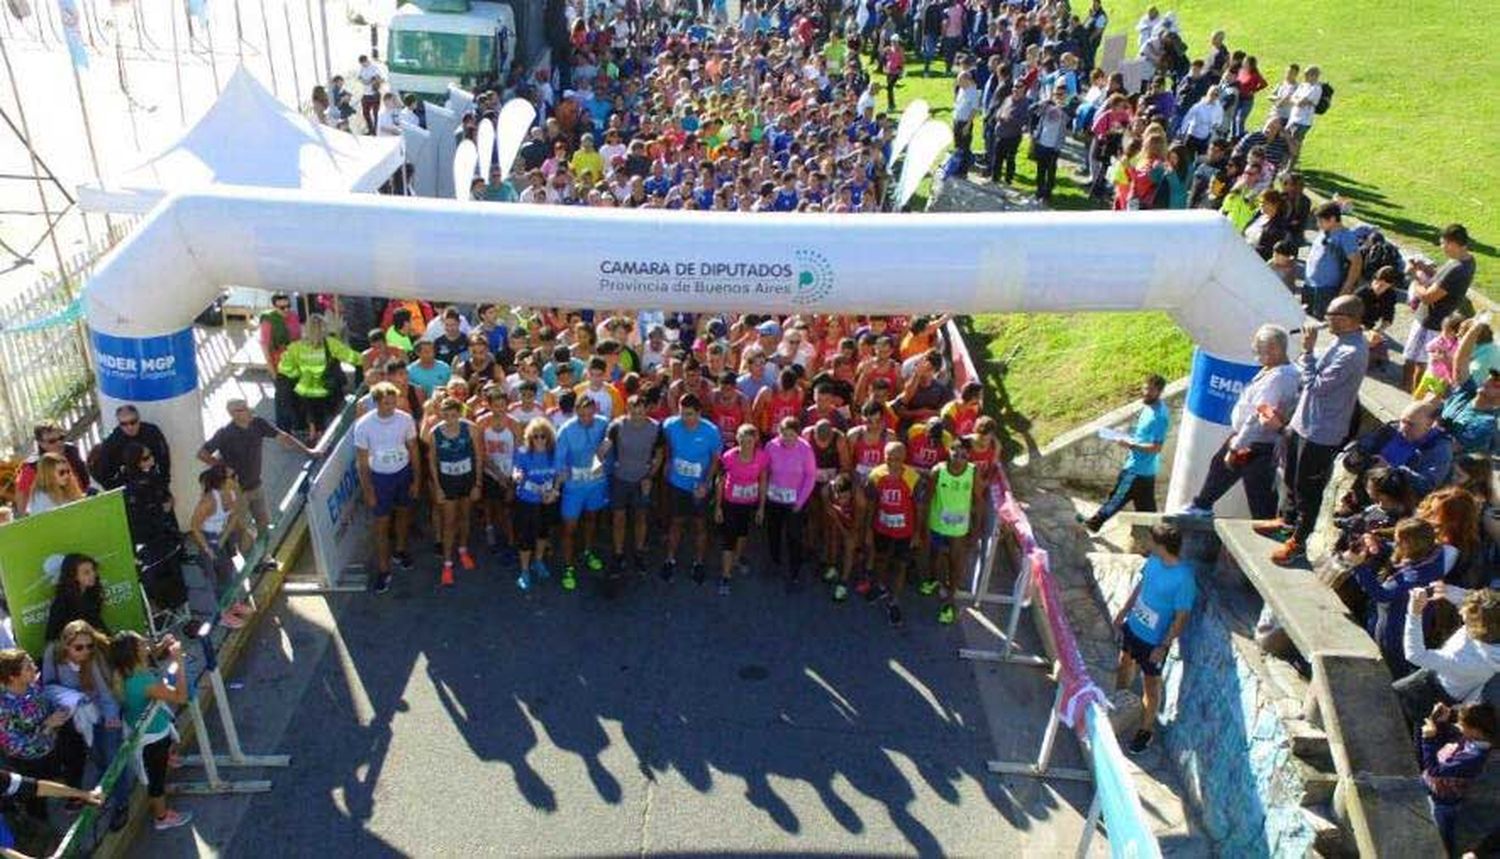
[385,327,414,355]
[928,462,975,537]
[123,669,173,736]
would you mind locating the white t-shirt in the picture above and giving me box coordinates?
[1289,82,1322,127]
[353,410,417,475]
[357,62,387,91]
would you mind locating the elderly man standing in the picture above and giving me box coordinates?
[1181,325,1300,520]
[1259,295,1369,565]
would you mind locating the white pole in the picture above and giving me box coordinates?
[1035,684,1065,774]
[258,0,280,97]
[1076,790,1102,858]
[203,8,221,93]
[168,0,187,123]
[208,668,248,762]
[187,697,223,789]
[283,1,302,105]
[999,561,1031,660]
[318,0,332,82]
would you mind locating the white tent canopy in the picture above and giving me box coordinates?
[78,67,404,214]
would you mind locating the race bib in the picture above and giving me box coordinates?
[674,459,703,479]
[855,463,873,479]
[439,459,473,476]
[372,447,409,470]
[878,511,907,531]
[521,480,546,496]
[730,482,759,502]
[767,485,796,504]
[815,467,836,484]
[571,465,601,483]
[1130,602,1160,632]
[940,510,967,527]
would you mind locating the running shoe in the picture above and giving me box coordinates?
[485,525,499,551]
[832,583,849,602]
[614,554,628,578]
[561,566,578,591]
[516,569,533,591]
[717,577,732,596]
[887,602,904,627]
[219,611,245,630]
[822,565,840,583]
[432,539,443,555]
[393,551,414,570]
[691,561,707,585]
[1176,505,1214,518]
[374,571,393,594]
[917,578,939,596]
[457,548,477,571]
[153,810,193,831]
[633,551,648,577]
[440,561,455,587]
[867,584,890,604]
[660,558,677,582]
[853,576,873,598]
[583,549,605,572]
[1127,730,1153,755]
[532,559,551,580]
[937,604,957,625]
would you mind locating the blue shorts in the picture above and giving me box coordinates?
[560,480,608,520]
[371,467,413,518]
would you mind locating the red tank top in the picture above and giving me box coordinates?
[908,428,947,469]
[710,393,747,446]
[851,426,889,477]
[949,403,980,437]
[765,390,803,432]
[870,361,901,395]
[871,467,917,538]
[969,440,999,481]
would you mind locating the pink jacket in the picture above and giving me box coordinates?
[765,436,818,510]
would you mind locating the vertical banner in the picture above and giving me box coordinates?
[57,0,88,66]
[1085,702,1164,858]
[306,425,369,589]
[0,491,148,656]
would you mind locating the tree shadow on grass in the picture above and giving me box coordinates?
[955,316,1041,463]
[1299,168,1499,257]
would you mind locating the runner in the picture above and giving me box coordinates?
[805,419,853,584]
[822,474,860,602]
[716,424,769,596]
[660,394,722,583]
[425,397,483,587]
[942,381,985,437]
[764,417,818,591]
[600,394,663,579]
[554,396,610,592]
[922,438,985,625]
[864,442,925,628]
[512,419,560,591]
[708,370,750,448]
[753,368,805,435]
[478,385,518,557]
[352,382,420,594]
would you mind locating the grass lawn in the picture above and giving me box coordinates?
[884,0,1496,447]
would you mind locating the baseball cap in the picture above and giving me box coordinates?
[757,320,782,337]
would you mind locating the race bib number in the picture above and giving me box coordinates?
[373,447,409,470]
[571,465,601,483]
[730,482,759,502]
[439,459,473,476]
[1130,602,1160,632]
[674,459,703,480]
[767,486,796,504]
[815,467,836,484]
[940,510,967,527]
[878,511,907,531]
[521,480,546,496]
[855,464,873,479]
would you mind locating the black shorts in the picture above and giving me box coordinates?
[610,476,651,511]
[483,473,512,501]
[1120,625,1166,677]
[437,475,476,501]
[671,485,710,518]
[872,532,912,559]
[719,502,755,548]
[514,501,558,551]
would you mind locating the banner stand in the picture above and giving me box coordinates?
[987,685,1093,783]
[172,621,288,794]
[958,516,1049,668]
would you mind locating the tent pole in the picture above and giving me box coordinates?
[69,43,115,238]
[303,0,318,90]
[258,0,279,98]
[283,1,302,106]
[232,0,245,65]
[318,0,331,83]
[168,0,187,123]
[0,31,70,281]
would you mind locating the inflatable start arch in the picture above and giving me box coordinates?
[82,187,1304,514]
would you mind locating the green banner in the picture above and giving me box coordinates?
[0,490,148,656]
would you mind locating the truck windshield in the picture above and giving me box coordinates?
[389,30,494,77]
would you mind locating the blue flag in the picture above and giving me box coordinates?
[56,0,87,68]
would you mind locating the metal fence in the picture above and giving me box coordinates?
[0,218,133,456]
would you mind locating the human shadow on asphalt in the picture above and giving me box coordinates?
[227,538,1090,857]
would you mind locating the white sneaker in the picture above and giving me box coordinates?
[154,809,193,831]
[1176,505,1214,518]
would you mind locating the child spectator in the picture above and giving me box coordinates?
[1268,239,1300,292]
[1333,467,1413,557]
[1351,518,1446,671]
[1418,702,1494,855]
[1414,313,1467,401]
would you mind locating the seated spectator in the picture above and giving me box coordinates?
[1417,486,1484,588]
[24,451,86,516]
[89,405,171,491]
[1417,701,1494,855]
[1340,400,1451,501]
[1331,467,1414,560]
[1400,585,1500,723]
[46,552,109,642]
[1439,318,1500,456]
[106,632,192,832]
[0,648,87,819]
[13,424,88,517]
[1349,518,1446,671]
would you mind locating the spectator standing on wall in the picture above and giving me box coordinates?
[1181,325,1299,520]
[1261,295,1369,565]
[1113,522,1195,755]
[1404,224,1478,391]
[1080,374,1169,533]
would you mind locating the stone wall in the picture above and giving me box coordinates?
[1009,380,1188,503]
[1089,540,1332,858]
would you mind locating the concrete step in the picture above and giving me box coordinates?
[1305,804,1355,858]
[1293,755,1340,808]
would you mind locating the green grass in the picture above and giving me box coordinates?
[884,1,1497,445]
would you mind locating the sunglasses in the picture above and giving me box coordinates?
[69,641,93,652]
[119,419,139,428]
[56,468,72,477]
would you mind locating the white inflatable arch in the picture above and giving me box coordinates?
[83,187,1303,514]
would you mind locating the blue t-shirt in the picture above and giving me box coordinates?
[554,416,608,490]
[662,415,722,492]
[408,360,452,396]
[1123,401,1170,476]
[483,324,508,356]
[513,449,556,504]
[1305,228,1360,292]
[1126,556,1197,646]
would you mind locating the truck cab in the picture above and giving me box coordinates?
[387,1,517,100]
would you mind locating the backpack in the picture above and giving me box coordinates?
[1354,227,1406,286]
[1314,82,1334,115]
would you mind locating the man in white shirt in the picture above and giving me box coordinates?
[1177,86,1224,155]
[1180,324,1300,520]
[1286,65,1324,169]
[353,382,420,593]
[357,54,387,135]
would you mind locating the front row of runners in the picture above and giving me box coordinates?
[348,382,997,627]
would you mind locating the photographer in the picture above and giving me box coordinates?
[1417,700,1495,855]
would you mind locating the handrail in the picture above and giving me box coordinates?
[52,389,362,857]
